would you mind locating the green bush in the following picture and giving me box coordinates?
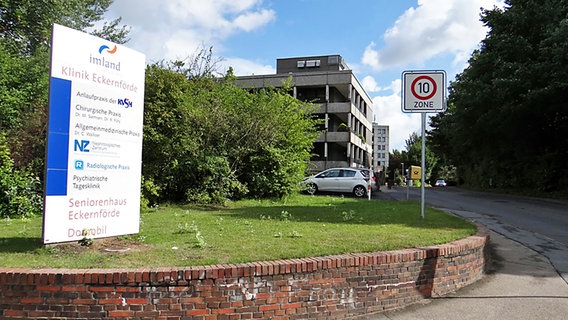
[140,176,161,208]
[240,146,307,198]
[337,123,350,132]
[0,133,43,218]
[142,63,319,205]
[185,155,247,205]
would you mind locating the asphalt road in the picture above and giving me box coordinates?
[377,186,568,284]
[360,186,568,319]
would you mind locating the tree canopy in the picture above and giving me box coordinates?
[1,1,320,216]
[142,59,320,204]
[0,0,128,55]
[1,0,129,168]
[0,0,129,217]
[428,0,568,193]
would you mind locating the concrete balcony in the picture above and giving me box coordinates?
[310,159,371,172]
[315,131,367,150]
[313,102,372,129]
[310,160,350,172]
[312,102,349,114]
[327,102,351,113]
[321,131,350,142]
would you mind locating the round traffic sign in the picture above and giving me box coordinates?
[410,75,437,100]
[402,70,446,113]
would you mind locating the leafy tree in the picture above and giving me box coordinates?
[0,133,42,218]
[142,57,320,204]
[234,82,320,198]
[388,149,407,186]
[1,0,129,166]
[1,0,128,55]
[429,0,568,193]
[0,39,48,132]
[403,132,438,183]
[427,110,456,183]
[0,0,130,217]
[404,133,422,166]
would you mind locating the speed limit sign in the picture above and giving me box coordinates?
[402,70,446,113]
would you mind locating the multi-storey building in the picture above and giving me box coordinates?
[372,123,390,171]
[236,55,374,172]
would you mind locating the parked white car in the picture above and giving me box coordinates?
[301,168,377,198]
[434,179,447,187]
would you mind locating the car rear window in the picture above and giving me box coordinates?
[342,170,356,177]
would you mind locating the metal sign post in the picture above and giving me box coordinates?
[401,70,446,219]
[421,113,426,219]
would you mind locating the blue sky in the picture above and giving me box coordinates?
[104,0,505,151]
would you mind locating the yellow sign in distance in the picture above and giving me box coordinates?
[410,165,422,180]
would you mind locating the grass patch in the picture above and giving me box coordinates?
[0,194,476,268]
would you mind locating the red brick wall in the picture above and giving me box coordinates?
[0,225,490,319]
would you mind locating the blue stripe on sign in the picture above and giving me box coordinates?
[45,77,71,196]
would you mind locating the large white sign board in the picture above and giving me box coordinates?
[43,24,145,244]
[401,70,446,113]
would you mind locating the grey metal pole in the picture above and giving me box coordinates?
[401,163,404,185]
[421,113,426,219]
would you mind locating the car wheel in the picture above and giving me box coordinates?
[306,183,318,195]
[353,185,367,198]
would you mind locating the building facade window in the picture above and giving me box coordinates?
[372,124,390,171]
[237,55,374,172]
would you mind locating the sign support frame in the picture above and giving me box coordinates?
[401,70,447,219]
[421,113,426,219]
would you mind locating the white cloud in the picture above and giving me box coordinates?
[363,0,506,152]
[161,30,204,62]
[362,0,505,71]
[362,42,380,70]
[233,9,276,32]
[362,75,381,92]
[220,57,275,76]
[106,0,275,62]
[371,79,420,152]
[362,75,400,93]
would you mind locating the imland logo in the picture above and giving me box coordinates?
[89,44,121,71]
[98,45,117,54]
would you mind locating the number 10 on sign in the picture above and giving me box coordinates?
[402,70,446,113]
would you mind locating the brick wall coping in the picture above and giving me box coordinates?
[0,225,491,319]
[0,226,489,285]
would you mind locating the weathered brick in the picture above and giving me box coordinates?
[73,298,96,305]
[20,297,43,304]
[187,309,209,316]
[282,302,301,309]
[90,286,114,292]
[212,308,234,314]
[126,298,148,305]
[37,285,60,292]
[259,304,279,311]
[3,310,26,317]
[62,285,86,292]
[108,310,134,317]
[99,298,123,305]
